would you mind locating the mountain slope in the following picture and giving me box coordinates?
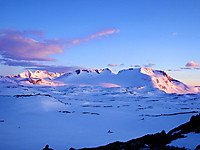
[9,70,61,79]
[55,68,198,94]
[6,68,200,94]
[8,70,63,86]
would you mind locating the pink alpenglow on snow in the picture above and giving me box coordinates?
[108,63,117,67]
[7,68,200,94]
[100,83,120,88]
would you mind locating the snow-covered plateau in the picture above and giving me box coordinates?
[0,68,199,150]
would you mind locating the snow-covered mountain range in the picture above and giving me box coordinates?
[1,68,200,150]
[5,68,200,94]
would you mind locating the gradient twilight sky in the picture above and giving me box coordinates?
[0,0,200,86]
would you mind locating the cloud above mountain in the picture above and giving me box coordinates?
[0,29,64,61]
[0,59,80,73]
[0,28,119,62]
[145,63,155,67]
[71,29,120,44]
[185,61,199,68]
[0,28,119,72]
[108,63,117,67]
[134,65,141,68]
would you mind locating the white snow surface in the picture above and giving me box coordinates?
[7,68,200,94]
[0,68,200,150]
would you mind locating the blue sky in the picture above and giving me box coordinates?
[0,0,200,85]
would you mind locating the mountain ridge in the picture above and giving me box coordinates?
[5,68,200,94]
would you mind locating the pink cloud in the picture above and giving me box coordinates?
[108,63,117,67]
[0,28,121,74]
[0,28,120,62]
[71,28,120,44]
[185,61,199,68]
[145,63,155,67]
[0,29,64,61]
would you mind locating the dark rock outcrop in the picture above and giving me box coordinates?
[71,114,200,150]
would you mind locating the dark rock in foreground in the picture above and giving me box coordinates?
[70,114,200,150]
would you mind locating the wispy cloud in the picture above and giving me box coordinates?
[0,28,120,72]
[0,28,120,62]
[108,63,117,67]
[145,63,155,67]
[185,61,199,68]
[134,65,141,68]
[27,65,80,73]
[168,69,181,72]
[71,29,120,44]
[119,64,124,66]
[180,67,192,70]
[0,59,80,73]
[0,59,41,67]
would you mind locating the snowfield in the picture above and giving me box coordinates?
[7,68,200,94]
[0,68,199,150]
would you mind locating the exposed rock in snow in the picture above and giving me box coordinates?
[5,68,200,94]
[0,74,200,150]
[8,70,61,80]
